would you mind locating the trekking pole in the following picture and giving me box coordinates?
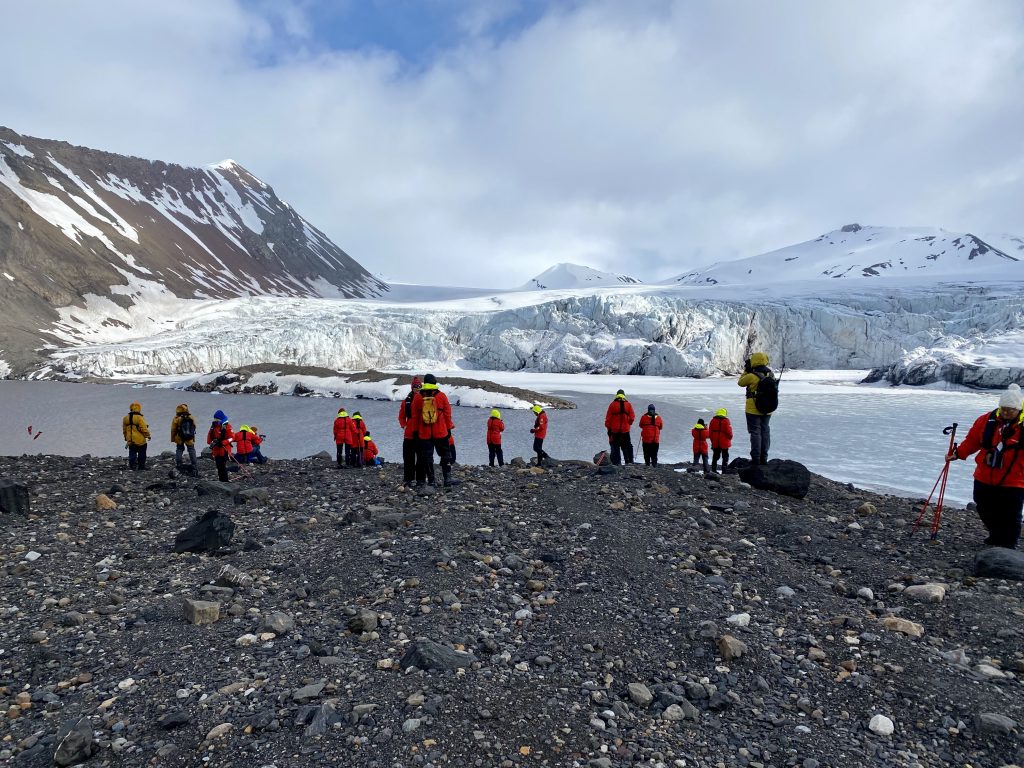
[911,423,957,539]
[229,451,255,481]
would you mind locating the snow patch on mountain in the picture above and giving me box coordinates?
[0,356,10,378]
[672,225,1021,286]
[523,263,642,290]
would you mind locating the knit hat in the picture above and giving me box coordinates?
[213,409,227,423]
[647,404,656,413]
[616,389,625,396]
[999,383,1023,412]
[697,418,706,426]
[411,376,422,389]
[423,373,437,385]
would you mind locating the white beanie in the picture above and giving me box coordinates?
[999,383,1023,411]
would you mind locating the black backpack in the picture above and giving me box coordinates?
[753,368,779,414]
[178,414,196,442]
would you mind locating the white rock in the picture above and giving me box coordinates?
[24,551,41,562]
[857,587,874,601]
[235,633,259,647]
[726,613,751,627]
[869,714,895,736]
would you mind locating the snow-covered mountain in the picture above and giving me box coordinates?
[0,126,386,372]
[671,224,1021,286]
[523,262,641,290]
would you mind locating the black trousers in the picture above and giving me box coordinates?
[449,443,457,464]
[345,444,361,466]
[488,443,504,466]
[402,438,419,483]
[336,443,345,467]
[609,433,634,465]
[128,443,147,470]
[974,480,1024,548]
[214,454,229,482]
[712,448,730,471]
[533,437,547,465]
[416,438,451,485]
[642,442,659,466]
[693,451,709,472]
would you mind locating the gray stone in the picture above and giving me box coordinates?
[264,611,295,634]
[183,599,220,625]
[195,480,235,497]
[400,638,476,671]
[292,681,325,702]
[627,683,653,707]
[216,564,253,589]
[234,487,269,505]
[402,718,421,733]
[54,718,96,767]
[348,609,379,634]
[974,712,1016,735]
[305,701,339,737]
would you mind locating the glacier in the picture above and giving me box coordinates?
[45,280,1024,388]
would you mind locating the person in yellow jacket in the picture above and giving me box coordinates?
[737,351,777,465]
[171,403,199,476]
[122,401,151,470]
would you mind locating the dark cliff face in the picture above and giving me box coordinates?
[0,126,388,374]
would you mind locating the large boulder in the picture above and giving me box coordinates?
[737,459,811,499]
[0,479,30,515]
[54,717,96,766]
[399,639,476,671]
[196,480,236,498]
[173,510,235,553]
[974,547,1024,581]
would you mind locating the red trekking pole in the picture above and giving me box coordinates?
[912,422,957,540]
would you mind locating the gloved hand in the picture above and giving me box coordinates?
[529,428,535,434]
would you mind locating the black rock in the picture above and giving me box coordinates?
[737,460,811,499]
[0,479,30,515]
[173,510,235,553]
[234,487,269,505]
[195,479,236,497]
[157,710,191,730]
[399,638,476,671]
[974,547,1024,581]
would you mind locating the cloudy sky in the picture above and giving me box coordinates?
[2,0,1022,286]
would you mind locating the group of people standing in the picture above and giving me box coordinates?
[120,403,265,481]
[332,409,380,468]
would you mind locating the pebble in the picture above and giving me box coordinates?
[869,714,895,736]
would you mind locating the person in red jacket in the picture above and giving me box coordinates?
[249,425,267,465]
[207,409,233,482]
[691,418,710,474]
[411,374,458,487]
[486,408,505,467]
[604,390,636,465]
[398,377,422,486]
[708,408,734,474]
[233,425,256,464]
[363,434,380,466]
[333,408,355,468]
[530,404,549,466]
[947,383,1024,548]
[638,404,663,467]
[351,412,367,466]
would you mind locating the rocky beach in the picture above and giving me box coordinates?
[1,453,1022,768]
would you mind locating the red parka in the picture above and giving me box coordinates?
[333,412,355,446]
[398,393,418,439]
[691,425,709,455]
[954,409,1024,488]
[363,439,379,463]
[233,429,255,456]
[411,386,454,440]
[639,413,663,444]
[207,421,234,458]
[532,411,548,439]
[708,415,733,450]
[351,416,367,447]
[605,397,635,434]
[487,416,505,445]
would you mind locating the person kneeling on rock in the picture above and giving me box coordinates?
[946,383,1024,549]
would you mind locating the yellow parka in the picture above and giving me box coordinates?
[737,352,772,416]
[122,402,151,446]
[171,404,195,446]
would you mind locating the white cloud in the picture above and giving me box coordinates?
[1,0,1022,286]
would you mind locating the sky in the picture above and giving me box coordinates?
[1,0,1023,287]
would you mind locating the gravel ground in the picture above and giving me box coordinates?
[1,453,1022,768]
